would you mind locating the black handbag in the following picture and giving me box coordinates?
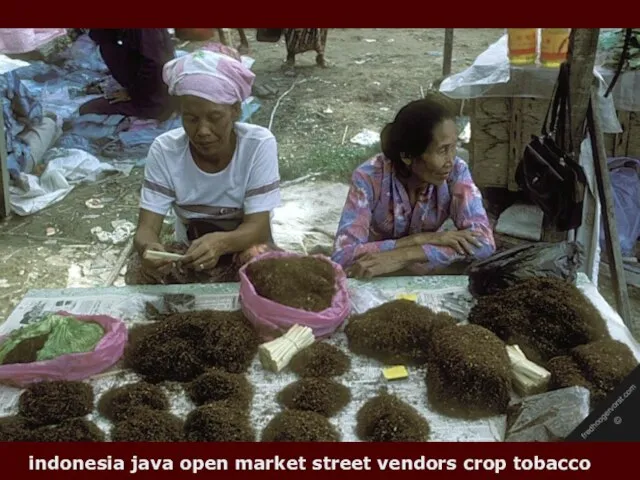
[256,29,283,43]
[515,62,588,233]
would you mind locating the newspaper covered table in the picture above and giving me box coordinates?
[1,274,638,442]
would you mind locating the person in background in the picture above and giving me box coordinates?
[283,29,329,69]
[331,96,495,279]
[79,29,175,121]
[126,46,281,285]
[174,29,250,55]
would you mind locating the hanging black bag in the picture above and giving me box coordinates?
[256,29,283,43]
[515,62,588,232]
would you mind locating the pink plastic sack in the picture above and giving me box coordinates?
[239,251,350,340]
[0,312,128,388]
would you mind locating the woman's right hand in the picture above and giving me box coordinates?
[141,243,175,274]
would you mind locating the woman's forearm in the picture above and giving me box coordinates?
[210,222,270,256]
[396,232,436,248]
[396,245,430,262]
[134,227,161,255]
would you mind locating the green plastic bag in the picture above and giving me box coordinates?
[0,313,105,364]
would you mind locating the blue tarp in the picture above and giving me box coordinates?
[2,33,262,177]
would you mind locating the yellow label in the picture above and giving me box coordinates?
[396,293,418,302]
[541,28,570,62]
[383,365,409,380]
[507,28,537,55]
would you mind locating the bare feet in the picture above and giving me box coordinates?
[316,54,328,68]
[283,54,296,76]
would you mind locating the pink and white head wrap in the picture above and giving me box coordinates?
[162,47,255,105]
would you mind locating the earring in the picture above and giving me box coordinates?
[401,157,411,166]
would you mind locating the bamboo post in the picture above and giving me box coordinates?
[0,108,10,219]
[442,29,454,77]
[104,238,134,287]
[587,88,634,331]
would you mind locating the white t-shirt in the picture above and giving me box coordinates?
[140,122,281,244]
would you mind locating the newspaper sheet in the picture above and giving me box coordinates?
[1,274,638,442]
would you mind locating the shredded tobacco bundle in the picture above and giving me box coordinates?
[18,380,94,426]
[110,408,184,442]
[124,310,259,382]
[355,392,430,442]
[32,418,105,442]
[261,409,340,442]
[277,377,351,417]
[289,342,351,378]
[468,278,609,365]
[246,256,337,312]
[97,382,169,421]
[345,300,456,365]
[548,339,638,408]
[184,403,255,442]
[186,368,253,409]
[426,325,512,418]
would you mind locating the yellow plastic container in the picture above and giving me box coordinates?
[540,28,571,67]
[507,28,538,65]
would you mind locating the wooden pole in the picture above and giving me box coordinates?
[0,108,10,219]
[587,88,634,331]
[541,28,600,242]
[442,29,454,77]
[104,238,134,287]
[566,29,601,149]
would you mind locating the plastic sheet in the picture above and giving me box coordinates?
[0,312,127,388]
[439,34,622,133]
[17,116,62,173]
[505,386,591,441]
[0,54,28,75]
[9,148,131,216]
[467,241,583,298]
[0,313,105,363]
[348,284,391,315]
[60,33,107,73]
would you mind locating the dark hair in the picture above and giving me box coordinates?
[381,95,455,176]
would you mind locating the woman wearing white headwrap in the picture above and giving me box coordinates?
[127,47,282,285]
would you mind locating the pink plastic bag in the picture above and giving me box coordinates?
[239,251,351,340]
[0,312,128,388]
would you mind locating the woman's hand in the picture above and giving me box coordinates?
[182,233,226,271]
[107,89,131,104]
[418,230,483,256]
[141,243,175,275]
[347,250,411,279]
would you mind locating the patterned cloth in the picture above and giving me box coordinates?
[163,48,254,105]
[284,29,328,55]
[331,154,496,273]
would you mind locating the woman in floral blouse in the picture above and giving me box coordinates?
[332,96,495,279]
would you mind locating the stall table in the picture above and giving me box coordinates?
[0,274,638,442]
[441,35,640,192]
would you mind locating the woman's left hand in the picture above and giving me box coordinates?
[182,233,226,271]
[347,250,410,279]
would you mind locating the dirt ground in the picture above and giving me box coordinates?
[0,28,638,334]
